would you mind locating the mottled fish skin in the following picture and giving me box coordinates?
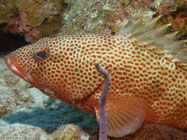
[6,33,187,130]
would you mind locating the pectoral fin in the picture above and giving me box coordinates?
[95,96,146,138]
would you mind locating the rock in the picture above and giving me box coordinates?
[0,120,50,140]
[0,0,163,44]
[1,0,186,44]
[0,0,67,43]
[52,124,89,140]
[158,0,187,39]
[59,0,157,36]
[0,57,34,116]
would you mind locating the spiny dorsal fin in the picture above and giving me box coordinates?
[119,16,187,71]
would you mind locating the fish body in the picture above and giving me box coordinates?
[6,17,187,137]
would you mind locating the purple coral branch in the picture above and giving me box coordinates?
[95,63,109,140]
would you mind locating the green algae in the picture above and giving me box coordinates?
[119,0,131,6]
[40,21,62,38]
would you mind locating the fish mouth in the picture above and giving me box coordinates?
[5,55,37,87]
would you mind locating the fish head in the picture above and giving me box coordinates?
[5,37,51,90]
[5,36,103,100]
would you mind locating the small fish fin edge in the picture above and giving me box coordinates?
[95,96,146,138]
[117,15,187,71]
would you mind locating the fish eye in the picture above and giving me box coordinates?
[33,48,50,61]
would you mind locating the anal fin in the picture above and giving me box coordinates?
[95,96,146,138]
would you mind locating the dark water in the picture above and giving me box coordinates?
[0,29,28,55]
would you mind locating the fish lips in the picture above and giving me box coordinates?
[5,55,37,87]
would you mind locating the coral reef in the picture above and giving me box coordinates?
[0,0,186,44]
[0,0,66,43]
[158,0,187,39]
[58,0,157,36]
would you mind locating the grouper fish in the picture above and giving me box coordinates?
[5,16,187,137]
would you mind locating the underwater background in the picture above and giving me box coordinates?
[0,0,186,139]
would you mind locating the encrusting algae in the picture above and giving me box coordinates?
[5,15,187,138]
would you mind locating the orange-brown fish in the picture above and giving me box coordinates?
[5,16,187,137]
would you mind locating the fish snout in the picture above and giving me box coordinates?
[5,55,24,78]
[5,55,36,87]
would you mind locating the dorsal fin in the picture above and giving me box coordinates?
[118,16,187,71]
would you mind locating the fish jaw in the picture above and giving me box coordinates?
[5,55,37,87]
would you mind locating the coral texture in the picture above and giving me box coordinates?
[158,0,187,39]
[1,0,186,43]
[0,0,66,43]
